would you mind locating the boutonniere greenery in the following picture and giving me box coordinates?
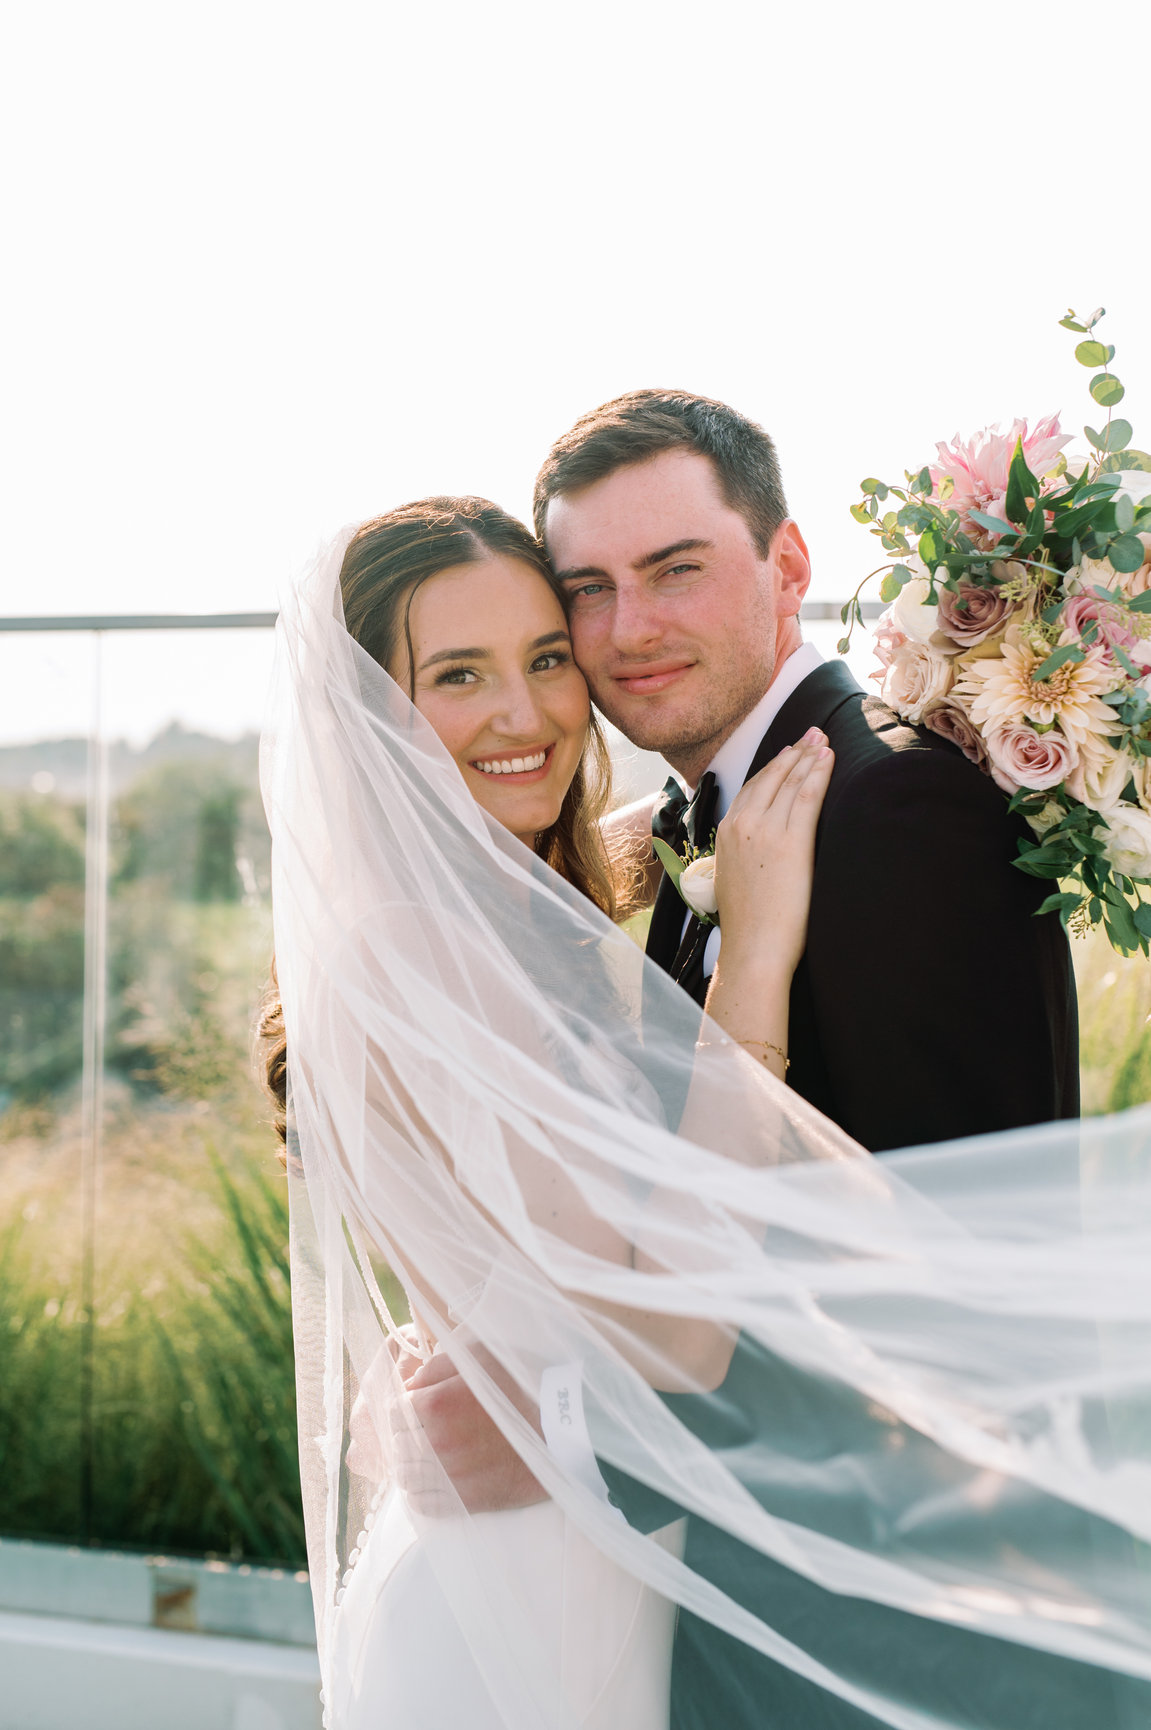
[653,836,719,926]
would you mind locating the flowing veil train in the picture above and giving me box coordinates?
[262,531,1151,1729]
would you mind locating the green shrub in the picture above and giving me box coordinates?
[0,1154,306,1564]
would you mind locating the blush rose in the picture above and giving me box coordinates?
[984,723,1079,795]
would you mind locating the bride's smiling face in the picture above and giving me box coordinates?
[396,556,590,844]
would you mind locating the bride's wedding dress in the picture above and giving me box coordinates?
[332,1490,684,1730]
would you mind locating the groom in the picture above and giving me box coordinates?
[529,389,1134,1730]
[402,393,1127,1727]
[535,387,1079,1149]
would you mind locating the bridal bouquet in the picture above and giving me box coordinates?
[845,310,1151,958]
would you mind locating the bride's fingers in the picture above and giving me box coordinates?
[734,738,830,840]
[732,731,826,827]
[782,743,833,831]
[729,738,807,817]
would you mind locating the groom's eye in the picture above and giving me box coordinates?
[569,582,606,602]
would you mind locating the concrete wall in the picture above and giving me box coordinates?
[0,1539,322,1730]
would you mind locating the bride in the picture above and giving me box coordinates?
[261,499,1151,1730]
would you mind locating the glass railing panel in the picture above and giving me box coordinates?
[1,624,304,1564]
[0,632,97,1547]
[92,629,301,1563]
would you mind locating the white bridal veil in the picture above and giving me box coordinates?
[262,532,1151,1730]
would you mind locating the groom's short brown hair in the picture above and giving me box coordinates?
[532,389,789,557]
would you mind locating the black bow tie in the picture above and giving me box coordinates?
[651,769,719,858]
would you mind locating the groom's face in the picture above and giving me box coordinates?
[545,449,807,777]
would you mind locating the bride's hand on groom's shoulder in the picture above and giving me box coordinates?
[713,728,833,983]
[398,1349,549,1516]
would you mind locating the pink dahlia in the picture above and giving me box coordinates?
[930,415,1071,538]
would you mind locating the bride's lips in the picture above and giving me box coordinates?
[612,660,695,697]
[467,743,556,784]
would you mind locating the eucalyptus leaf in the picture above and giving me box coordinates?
[1112,640,1142,679]
[850,503,872,524]
[1101,449,1151,473]
[1115,493,1136,534]
[1033,642,1085,682]
[1091,372,1126,407]
[1108,533,1145,574]
[1075,340,1109,367]
[1060,317,1087,333]
[969,509,1018,538]
[879,566,911,603]
[1134,902,1151,939]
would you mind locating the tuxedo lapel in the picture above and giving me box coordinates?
[647,870,688,973]
[745,659,864,782]
[646,660,864,1004]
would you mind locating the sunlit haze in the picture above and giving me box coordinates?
[3,0,1149,749]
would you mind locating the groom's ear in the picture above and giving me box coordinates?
[769,520,812,619]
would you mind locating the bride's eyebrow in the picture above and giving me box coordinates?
[419,645,490,670]
[417,630,570,673]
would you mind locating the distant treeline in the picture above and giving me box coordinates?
[0,749,270,1100]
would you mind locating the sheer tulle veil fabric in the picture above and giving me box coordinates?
[262,530,1151,1729]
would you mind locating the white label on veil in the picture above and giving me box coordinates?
[539,1363,622,1519]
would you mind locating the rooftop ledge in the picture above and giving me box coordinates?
[0,1536,316,1648]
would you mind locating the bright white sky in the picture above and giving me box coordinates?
[3,0,1150,746]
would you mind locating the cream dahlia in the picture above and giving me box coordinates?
[955,631,1119,747]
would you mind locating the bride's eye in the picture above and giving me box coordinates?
[434,665,478,687]
[530,651,570,673]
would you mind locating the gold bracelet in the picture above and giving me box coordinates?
[696,1037,790,1072]
[740,1038,785,1065]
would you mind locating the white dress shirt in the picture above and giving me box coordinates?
[680,641,824,976]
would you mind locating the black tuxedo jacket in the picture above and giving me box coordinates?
[622,664,1142,1730]
[646,659,1080,1151]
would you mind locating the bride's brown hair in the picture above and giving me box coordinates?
[259,496,633,1145]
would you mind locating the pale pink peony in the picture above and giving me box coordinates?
[1060,592,1151,674]
[922,698,989,767]
[937,580,1018,648]
[985,723,1079,795]
[882,640,955,723]
[930,414,1071,537]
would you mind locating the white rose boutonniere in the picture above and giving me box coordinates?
[652,836,719,926]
